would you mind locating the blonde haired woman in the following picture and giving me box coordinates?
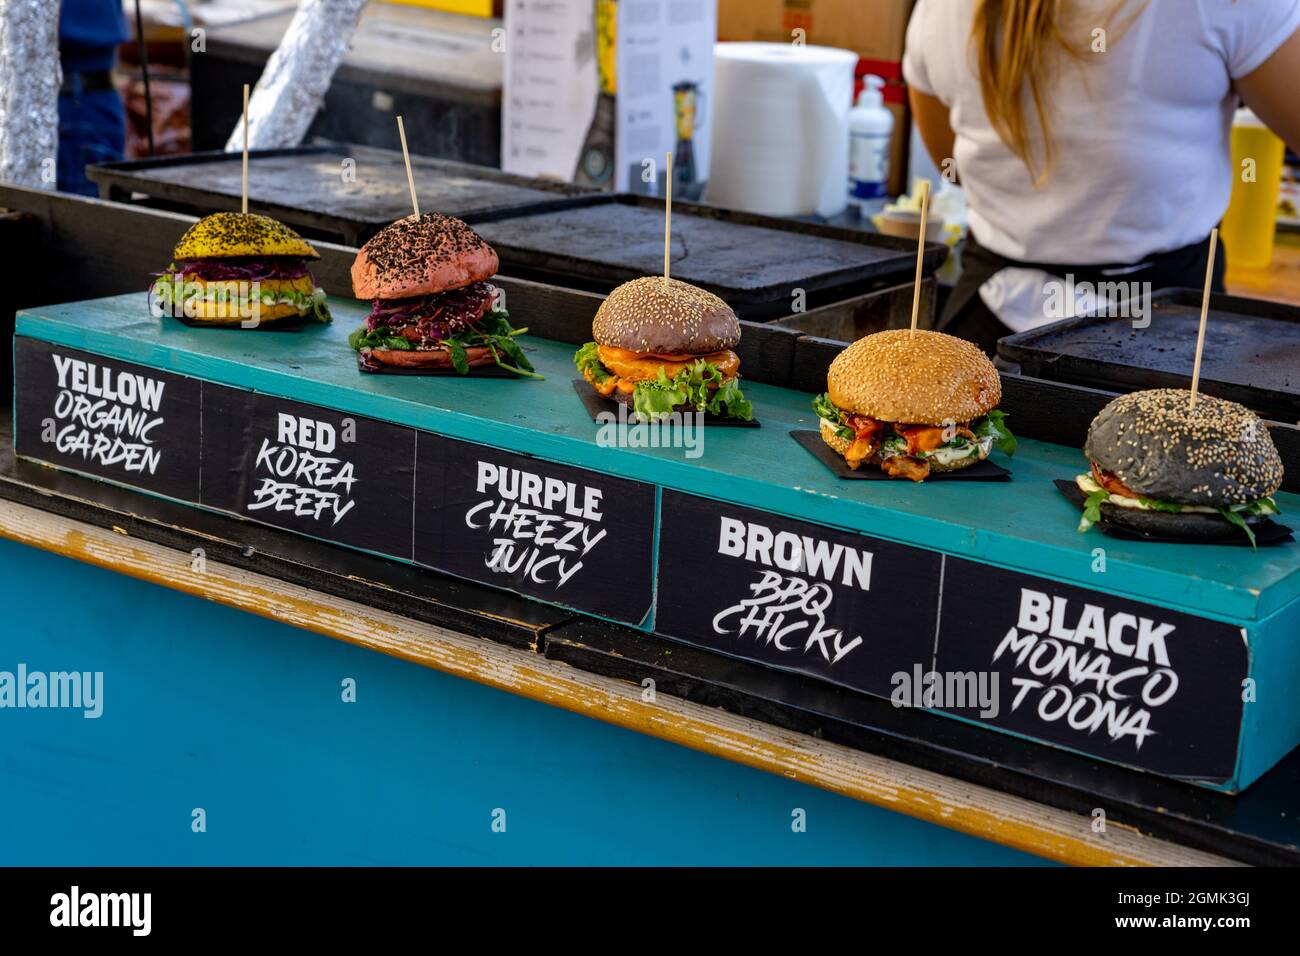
[904,0,1300,354]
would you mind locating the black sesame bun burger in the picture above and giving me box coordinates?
[573,277,753,420]
[347,213,537,377]
[150,212,330,326]
[1077,389,1283,546]
[812,329,1016,481]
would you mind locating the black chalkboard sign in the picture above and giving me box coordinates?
[933,557,1246,780]
[413,434,656,625]
[13,338,202,501]
[655,490,941,695]
[201,385,417,558]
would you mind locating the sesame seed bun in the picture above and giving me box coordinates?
[827,329,1002,425]
[351,213,498,300]
[1084,389,1283,506]
[818,416,851,456]
[172,212,320,260]
[593,277,740,355]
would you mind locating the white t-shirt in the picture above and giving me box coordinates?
[904,0,1300,267]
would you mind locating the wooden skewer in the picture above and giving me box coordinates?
[663,151,673,288]
[909,180,932,337]
[1188,227,1218,411]
[397,115,420,218]
[241,84,250,215]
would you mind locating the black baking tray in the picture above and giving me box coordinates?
[471,193,948,319]
[997,288,1300,422]
[87,144,600,246]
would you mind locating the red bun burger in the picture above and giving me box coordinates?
[348,213,537,377]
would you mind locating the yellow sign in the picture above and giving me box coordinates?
[596,0,618,95]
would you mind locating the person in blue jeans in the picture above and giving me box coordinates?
[58,0,130,196]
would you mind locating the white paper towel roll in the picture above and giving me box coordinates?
[706,43,859,219]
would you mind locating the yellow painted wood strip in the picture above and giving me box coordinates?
[0,499,1240,867]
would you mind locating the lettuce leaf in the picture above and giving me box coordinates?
[974,409,1017,456]
[350,309,540,378]
[1079,488,1109,533]
[632,372,689,420]
[812,393,853,440]
[708,374,753,420]
[577,346,752,421]
[1218,507,1258,550]
[573,341,612,383]
[1137,496,1183,514]
[349,326,412,351]
[633,360,753,421]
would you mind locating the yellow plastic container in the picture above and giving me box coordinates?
[379,0,500,17]
[1222,108,1285,270]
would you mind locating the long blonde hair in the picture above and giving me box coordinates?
[972,0,1135,184]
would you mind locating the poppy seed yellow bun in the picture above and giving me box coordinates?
[172,212,320,260]
[827,329,1001,425]
[183,300,304,325]
[593,277,741,355]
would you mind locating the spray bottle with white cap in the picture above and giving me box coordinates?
[847,75,895,210]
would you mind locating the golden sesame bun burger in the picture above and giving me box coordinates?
[574,276,753,421]
[1076,389,1283,544]
[812,329,1016,481]
[347,214,537,377]
[150,212,330,327]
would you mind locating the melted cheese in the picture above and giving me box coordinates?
[596,345,739,383]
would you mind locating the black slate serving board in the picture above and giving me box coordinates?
[790,430,1012,481]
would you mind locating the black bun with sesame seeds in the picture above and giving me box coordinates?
[592,277,740,354]
[1085,389,1283,506]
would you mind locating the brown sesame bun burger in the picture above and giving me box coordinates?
[573,277,753,420]
[150,212,330,326]
[347,213,537,377]
[1076,389,1283,545]
[812,329,1016,481]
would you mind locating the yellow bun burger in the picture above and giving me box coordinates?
[812,329,1016,481]
[150,212,330,326]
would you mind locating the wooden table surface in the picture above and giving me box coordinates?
[1226,232,1300,306]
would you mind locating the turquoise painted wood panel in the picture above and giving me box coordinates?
[14,294,1300,623]
[0,538,1048,866]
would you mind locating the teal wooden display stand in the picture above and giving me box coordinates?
[13,294,1300,792]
